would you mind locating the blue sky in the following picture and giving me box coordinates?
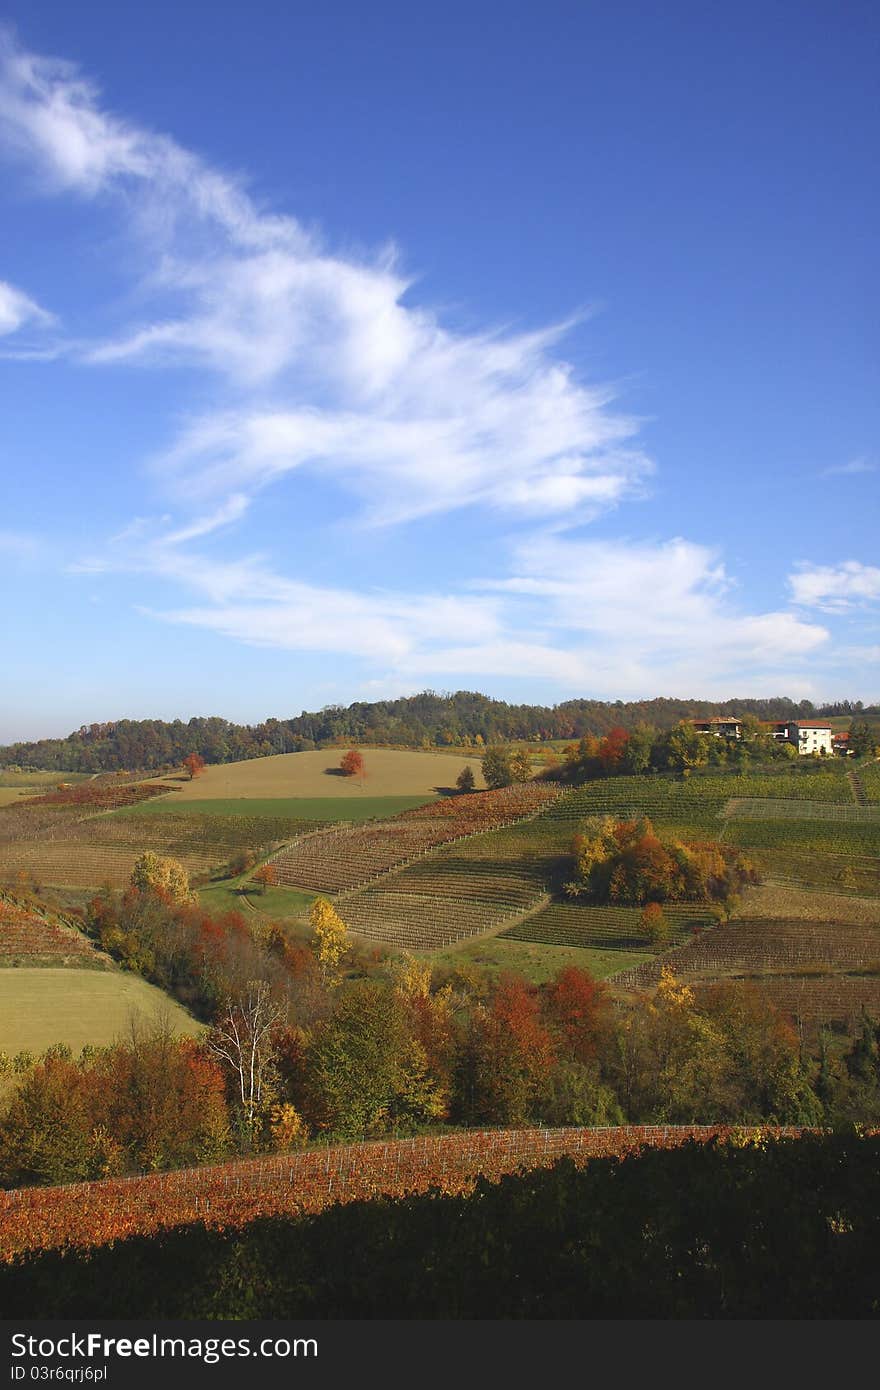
[1,1,878,742]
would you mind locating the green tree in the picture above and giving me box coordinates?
[622,724,655,774]
[850,720,876,758]
[455,765,476,794]
[305,982,444,1137]
[482,745,512,789]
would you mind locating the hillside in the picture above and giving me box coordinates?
[3,692,876,772]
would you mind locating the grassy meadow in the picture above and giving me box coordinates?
[153,747,484,800]
[0,969,203,1056]
[127,795,434,821]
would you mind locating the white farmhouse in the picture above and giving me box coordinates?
[788,721,834,755]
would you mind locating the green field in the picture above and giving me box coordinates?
[125,796,435,821]
[198,879,314,920]
[0,772,91,789]
[415,933,651,984]
[0,969,203,1056]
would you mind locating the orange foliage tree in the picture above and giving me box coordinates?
[252,863,278,895]
[183,752,205,780]
[339,749,365,778]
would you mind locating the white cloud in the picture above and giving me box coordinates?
[0,278,51,335]
[1,33,855,704]
[0,30,649,530]
[821,456,876,477]
[89,528,827,699]
[790,560,880,612]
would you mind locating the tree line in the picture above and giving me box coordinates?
[2,692,875,772]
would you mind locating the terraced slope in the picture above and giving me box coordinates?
[271,785,561,896]
[337,889,545,949]
[0,804,323,890]
[615,916,880,985]
[0,895,97,965]
[502,902,717,951]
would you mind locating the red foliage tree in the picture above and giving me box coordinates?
[597,726,630,773]
[183,753,205,780]
[339,749,365,778]
[460,975,555,1124]
[543,966,609,1062]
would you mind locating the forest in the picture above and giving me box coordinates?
[2,691,874,773]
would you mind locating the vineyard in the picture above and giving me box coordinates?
[19,783,169,811]
[0,897,95,963]
[747,848,880,898]
[699,974,880,1028]
[501,902,717,951]
[0,806,326,890]
[0,1124,808,1259]
[337,889,543,948]
[271,784,561,896]
[859,762,880,804]
[544,777,727,836]
[612,917,880,993]
[721,817,880,857]
[724,798,880,823]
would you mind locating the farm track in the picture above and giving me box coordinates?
[849,768,867,805]
[0,1123,816,1259]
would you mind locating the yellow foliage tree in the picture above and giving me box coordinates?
[309,897,349,981]
[389,951,433,1002]
[130,851,194,904]
[654,965,695,1012]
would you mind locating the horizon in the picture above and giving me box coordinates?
[2,2,878,743]
[2,687,876,751]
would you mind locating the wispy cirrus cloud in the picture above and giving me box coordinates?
[0,27,649,531]
[0,31,852,704]
[77,523,828,699]
[0,277,52,335]
[820,456,876,478]
[790,560,880,612]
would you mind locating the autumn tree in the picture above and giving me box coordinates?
[183,752,205,780]
[456,764,476,794]
[309,897,349,982]
[339,749,365,779]
[597,726,630,774]
[207,980,285,1138]
[640,901,670,947]
[455,975,555,1125]
[568,816,756,908]
[252,863,278,895]
[130,851,194,904]
[509,748,533,783]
